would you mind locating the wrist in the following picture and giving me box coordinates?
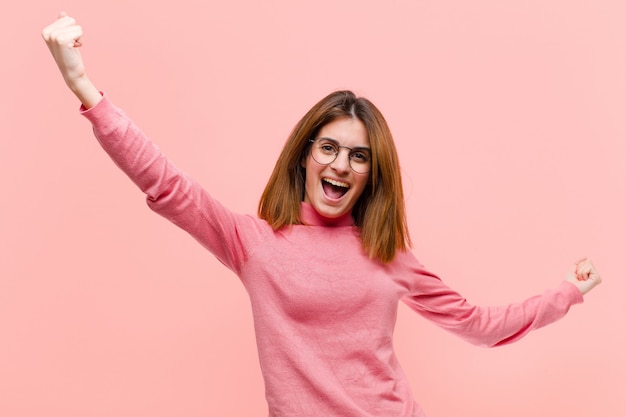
[65,73,90,93]
[66,75,102,109]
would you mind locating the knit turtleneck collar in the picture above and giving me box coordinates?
[300,202,355,227]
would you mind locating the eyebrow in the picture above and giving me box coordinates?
[317,137,371,152]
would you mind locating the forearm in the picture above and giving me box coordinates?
[67,75,102,109]
[455,281,584,347]
[403,271,584,348]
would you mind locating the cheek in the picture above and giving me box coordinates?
[302,152,319,176]
[353,176,372,202]
[303,154,321,177]
[357,174,371,191]
[303,156,318,188]
[301,146,314,168]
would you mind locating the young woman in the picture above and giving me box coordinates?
[42,13,602,417]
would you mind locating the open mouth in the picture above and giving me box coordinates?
[322,178,350,199]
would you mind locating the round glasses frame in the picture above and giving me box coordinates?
[308,138,371,174]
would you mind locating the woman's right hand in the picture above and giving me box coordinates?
[42,12,101,108]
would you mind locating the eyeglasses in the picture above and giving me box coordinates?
[308,138,371,174]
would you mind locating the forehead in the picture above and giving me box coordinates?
[318,117,369,147]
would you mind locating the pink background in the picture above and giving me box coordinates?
[2,1,625,416]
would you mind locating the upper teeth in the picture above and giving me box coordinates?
[324,178,349,188]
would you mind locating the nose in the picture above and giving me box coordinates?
[329,149,352,174]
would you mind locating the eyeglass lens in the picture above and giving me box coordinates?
[310,139,370,174]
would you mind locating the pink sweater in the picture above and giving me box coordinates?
[81,95,583,417]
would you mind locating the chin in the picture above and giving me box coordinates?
[314,201,352,219]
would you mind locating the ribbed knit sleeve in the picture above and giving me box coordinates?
[80,94,266,273]
[401,261,584,348]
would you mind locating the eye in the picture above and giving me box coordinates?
[350,151,370,163]
[319,143,338,154]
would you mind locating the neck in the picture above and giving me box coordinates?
[300,202,354,227]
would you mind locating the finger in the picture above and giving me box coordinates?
[42,16,78,40]
[587,261,602,283]
[586,259,597,271]
[574,261,586,280]
[578,259,593,271]
[47,26,83,47]
[590,272,602,286]
[574,258,595,280]
[580,263,599,279]
[577,266,590,280]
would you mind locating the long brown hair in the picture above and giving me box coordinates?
[258,90,411,263]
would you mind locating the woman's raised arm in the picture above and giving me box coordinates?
[42,12,102,109]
